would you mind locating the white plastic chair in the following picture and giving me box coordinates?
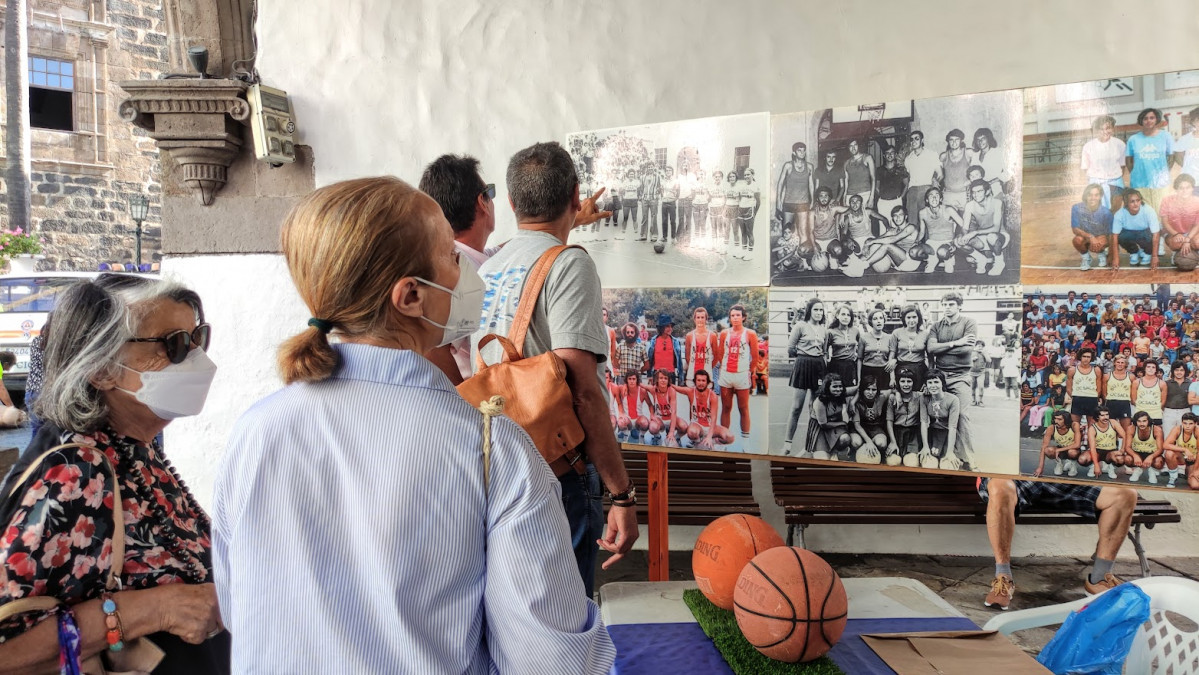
[983,576,1199,674]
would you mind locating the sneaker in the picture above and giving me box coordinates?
[1167,470,1179,488]
[944,259,955,274]
[1088,464,1097,478]
[1130,467,1144,482]
[1106,463,1117,479]
[1080,253,1092,271]
[988,253,1006,276]
[1148,468,1159,484]
[1084,572,1124,595]
[1054,458,1064,475]
[782,440,793,455]
[1067,461,1079,477]
[1097,252,1108,267]
[984,575,1015,610]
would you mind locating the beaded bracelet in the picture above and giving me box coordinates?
[101,592,124,652]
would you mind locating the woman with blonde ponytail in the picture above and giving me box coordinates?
[212,176,615,673]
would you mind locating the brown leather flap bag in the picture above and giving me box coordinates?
[457,245,586,477]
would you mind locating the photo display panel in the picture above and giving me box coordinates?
[566,67,1199,492]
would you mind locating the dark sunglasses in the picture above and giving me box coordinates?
[481,183,495,200]
[127,323,211,364]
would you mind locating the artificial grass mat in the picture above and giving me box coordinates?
[682,589,846,675]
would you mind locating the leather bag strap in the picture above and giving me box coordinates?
[508,245,585,356]
[5,442,125,592]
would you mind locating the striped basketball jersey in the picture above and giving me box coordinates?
[722,329,751,374]
[686,330,717,382]
[692,388,717,427]
[649,387,674,421]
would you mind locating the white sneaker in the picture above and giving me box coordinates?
[1080,253,1092,271]
[1097,252,1108,267]
[1167,470,1179,488]
[1054,458,1064,475]
[1106,463,1117,479]
[1130,467,1144,482]
[782,440,792,455]
[1159,239,1167,256]
[988,253,1006,276]
[1148,468,1159,484]
[1067,460,1079,477]
[1088,464,1097,478]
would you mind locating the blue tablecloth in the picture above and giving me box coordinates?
[610,616,980,675]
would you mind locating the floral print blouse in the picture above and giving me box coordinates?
[0,427,213,642]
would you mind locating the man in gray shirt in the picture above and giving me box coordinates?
[473,142,638,596]
[927,291,978,469]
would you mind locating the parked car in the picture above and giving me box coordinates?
[0,271,154,407]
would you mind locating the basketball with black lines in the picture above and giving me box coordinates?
[692,514,785,610]
[733,546,848,663]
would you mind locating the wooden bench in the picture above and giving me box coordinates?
[770,464,1182,577]
[619,448,761,580]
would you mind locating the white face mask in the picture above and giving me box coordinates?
[415,255,485,347]
[117,348,218,420]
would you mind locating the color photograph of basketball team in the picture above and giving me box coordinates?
[768,90,1022,286]
[565,113,770,287]
[766,285,1021,474]
[600,288,769,454]
[1018,285,1199,491]
[1021,70,1199,283]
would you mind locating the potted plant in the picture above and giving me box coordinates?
[0,228,45,274]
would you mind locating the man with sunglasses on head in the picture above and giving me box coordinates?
[419,154,502,383]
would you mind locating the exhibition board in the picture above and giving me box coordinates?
[570,66,1199,494]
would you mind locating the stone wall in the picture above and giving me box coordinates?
[0,0,172,270]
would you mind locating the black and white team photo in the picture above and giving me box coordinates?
[769,91,1022,286]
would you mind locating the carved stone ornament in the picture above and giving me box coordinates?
[118,79,250,205]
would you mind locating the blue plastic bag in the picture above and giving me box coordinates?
[1037,583,1151,674]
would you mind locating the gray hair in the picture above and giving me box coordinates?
[506,141,578,222]
[35,274,205,432]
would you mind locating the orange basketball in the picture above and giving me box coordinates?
[733,546,848,663]
[1176,249,1199,271]
[693,514,785,610]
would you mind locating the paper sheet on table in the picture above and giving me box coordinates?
[862,630,1051,674]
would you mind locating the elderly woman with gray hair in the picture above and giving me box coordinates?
[0,274,228,674]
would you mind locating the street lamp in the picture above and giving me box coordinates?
[127,194,149,268]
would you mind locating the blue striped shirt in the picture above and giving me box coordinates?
[212,343,614,673]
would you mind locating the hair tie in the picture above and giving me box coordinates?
[307,317,333,334]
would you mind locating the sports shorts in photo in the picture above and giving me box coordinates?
[718,367,751,390]
[1069,396,1099,418]
[1106,400,1132,419]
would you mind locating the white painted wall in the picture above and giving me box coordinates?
[165,0,1199,557]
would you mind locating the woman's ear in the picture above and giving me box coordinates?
[390,277,425,319]
[90,368,119,391]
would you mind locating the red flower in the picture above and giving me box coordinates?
[58,476,82,501]
[1,525,17,547]
[7,552,36,579]
[70,515,96,548]
[82,475,105,509]
[20,522,44,549]
[77,446,99,464]
[44,464,82,485]
[19,480,48,507]
[98,539,113,572]
[143,547,173,568]
[39,533,72,569]
[71,555,97,580]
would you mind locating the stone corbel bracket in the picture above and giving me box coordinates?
[118,79,250,205]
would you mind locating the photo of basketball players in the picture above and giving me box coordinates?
[766,285,1021,475]
[602,287,770,454]
[1021,70,1199,283]
[565,113,770,287]
[769,91,1022,286]
[1019,285,1199,490]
